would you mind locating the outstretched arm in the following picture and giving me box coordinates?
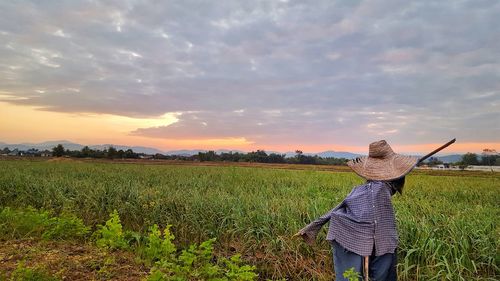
[293,203,342,245]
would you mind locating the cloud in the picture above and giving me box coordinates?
[0,0,499,147]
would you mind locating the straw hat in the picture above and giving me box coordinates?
[348,140,418,181]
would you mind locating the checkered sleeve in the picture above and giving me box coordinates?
[299,201,344,244]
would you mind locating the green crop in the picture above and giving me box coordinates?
[0,207,89,240]
[0,160,498,280]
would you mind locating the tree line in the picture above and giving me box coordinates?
[2,145,498,167]
[194,150,348,165]
[424,149,499,167]
[51,144,140,159]
[49,144,350,165]
[459,151,499,166]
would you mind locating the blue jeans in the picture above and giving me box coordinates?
[331,240,397,281]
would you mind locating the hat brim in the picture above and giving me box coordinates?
[347,154,418,181]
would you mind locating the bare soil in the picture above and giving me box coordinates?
[0,239,148,280]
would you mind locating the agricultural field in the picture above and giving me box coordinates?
[0,159,498,280]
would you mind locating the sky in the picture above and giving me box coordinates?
[1,0,499,154]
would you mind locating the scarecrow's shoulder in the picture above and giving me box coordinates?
[352,181,391,193]
[367,180,391,187]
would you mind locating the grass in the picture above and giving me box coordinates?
[0,159,498,280]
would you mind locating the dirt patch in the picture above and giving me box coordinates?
[0,239,148,280]
[46,157,81,163]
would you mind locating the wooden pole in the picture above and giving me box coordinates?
[418,138,456,164]
[364,256,369,281]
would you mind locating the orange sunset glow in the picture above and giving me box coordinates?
[1,101,497,154]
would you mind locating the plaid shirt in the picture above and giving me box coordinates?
[300,181,398,256]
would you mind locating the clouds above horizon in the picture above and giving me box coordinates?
[1,0,499,147]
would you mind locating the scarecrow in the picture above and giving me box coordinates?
[294,139,455,281]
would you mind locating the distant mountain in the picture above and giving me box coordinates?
[91,144,164,155]
[0,141,162,155]
[313,150,362,159]
[281,150,362,159]
[164,149,245,156]
[0,140,83,151]
[215,149,246,154]
[436,154,463,163]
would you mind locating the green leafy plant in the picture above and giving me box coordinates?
[143,224,176,263]
[0,207,88,241]
[0,207,50,239]
[93,210,129,250]
[145,226,257,280]
[42,213,89,240]
[343,267,361,281]
[220,254,258,280]
[124,229,143,247]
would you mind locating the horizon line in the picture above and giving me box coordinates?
[1,139,497,156]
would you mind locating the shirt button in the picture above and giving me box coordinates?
[374,220,377,224]
[373,205,375,208]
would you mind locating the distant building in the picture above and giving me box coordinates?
[25,148,39,156]
[424,164,500,172]
[467,165,500,172]
[40,151,52,157]
[139,154,154,159]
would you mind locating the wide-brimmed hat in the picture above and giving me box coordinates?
[348,140,418,181]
